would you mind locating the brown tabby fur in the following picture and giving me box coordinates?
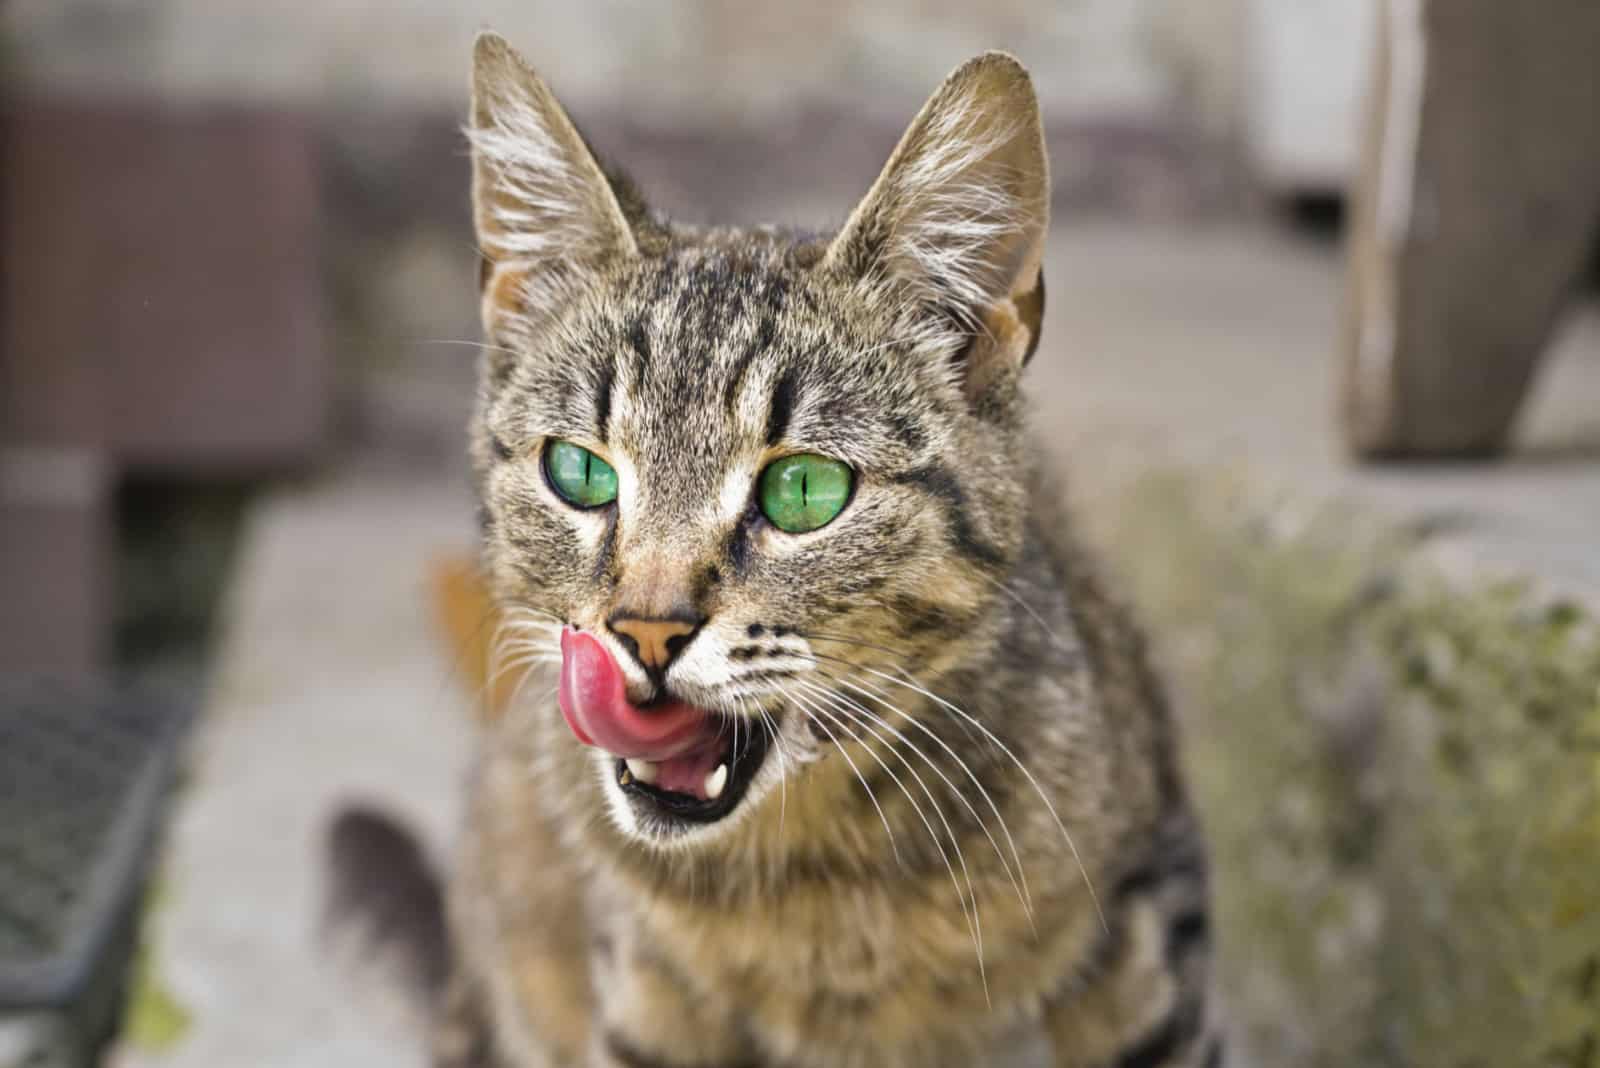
[417,33,1220,1068]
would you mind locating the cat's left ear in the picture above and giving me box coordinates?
[825,53,1048,391]
[468,33,637,335]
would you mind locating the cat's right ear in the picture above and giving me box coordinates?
[824,53,1049,401]
[469,33,636,336]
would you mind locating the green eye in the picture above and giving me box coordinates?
[758,454,853,533]
[544,440,619,508]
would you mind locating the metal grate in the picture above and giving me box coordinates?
[0,678,188,1009]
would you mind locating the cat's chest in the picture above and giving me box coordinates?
[601,889,1042,1068]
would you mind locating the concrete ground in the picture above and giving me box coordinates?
[111,473,478,1068]
[116,222,1599,1066]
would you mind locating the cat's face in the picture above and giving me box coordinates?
[469,35,1048,847]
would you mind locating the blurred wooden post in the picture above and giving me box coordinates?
[0,450,113,675]
[1341,0,1600,458]
[0,103,328,675]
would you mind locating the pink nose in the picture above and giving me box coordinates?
[557,628,713,761]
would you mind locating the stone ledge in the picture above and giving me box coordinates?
[1077,461,1599,1066]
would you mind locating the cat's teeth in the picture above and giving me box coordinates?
[625,758,659,785]
[704,763,729,800]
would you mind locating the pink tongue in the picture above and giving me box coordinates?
[558,628,719,765]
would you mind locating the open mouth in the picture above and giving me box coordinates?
[613,719,771,823]
[559,627,772,826]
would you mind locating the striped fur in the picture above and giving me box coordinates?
[438,33,1222,1068]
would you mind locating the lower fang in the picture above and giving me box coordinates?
[704,763,729,800]
[626,758,659,785]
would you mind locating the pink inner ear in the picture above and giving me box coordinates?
[558,628,717,761]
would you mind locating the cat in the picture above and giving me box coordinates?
[332,31,1220,1068]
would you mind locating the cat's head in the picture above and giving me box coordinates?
[469,33,1048,847]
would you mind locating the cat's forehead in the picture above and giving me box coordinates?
[625,246,806,387]
[614,250,931,465]
[608,249,848,487]
[492,238,936,493]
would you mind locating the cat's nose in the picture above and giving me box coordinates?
[608,615,702,674]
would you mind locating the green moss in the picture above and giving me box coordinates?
[123,943,193,1053]
[1375,584,1600,1065]
[120,886,194,1054]
[1091,467,1600,1067]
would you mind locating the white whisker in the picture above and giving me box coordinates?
[833,661,1106,932]
[774,682,902,871]
[785,684,989,1005]
[799,673,1035,932]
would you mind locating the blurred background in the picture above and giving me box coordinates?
[1,3,1597,1067]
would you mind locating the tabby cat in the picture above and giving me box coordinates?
[388,31,1219,1068]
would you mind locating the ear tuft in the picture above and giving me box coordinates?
[826,52,1049,374]
[468,33,636,331]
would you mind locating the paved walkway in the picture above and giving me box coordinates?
[118,222,1598,1066]
[114,472,477,1068]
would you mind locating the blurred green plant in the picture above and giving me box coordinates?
[121,885,194,1054]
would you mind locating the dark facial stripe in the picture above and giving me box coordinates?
[1113,999,1204,1068]
[725,668,801,687]
[594,507,620,583]
[884,409,927,450]
[1165,907,1210,969]
[486,351,514,389]
[490,435,514,462]
[628,316,652,380]
[723,315,777,414]
[1114,849,1211,973]
[1113,838,1207,901]
[889,464,1005,567]
[724,509,758,578]
[1202,1037,1225,1068]
[595,356,617,443]
[765,370,796,447]
[885,594,976,640]
[690,562,723,605]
